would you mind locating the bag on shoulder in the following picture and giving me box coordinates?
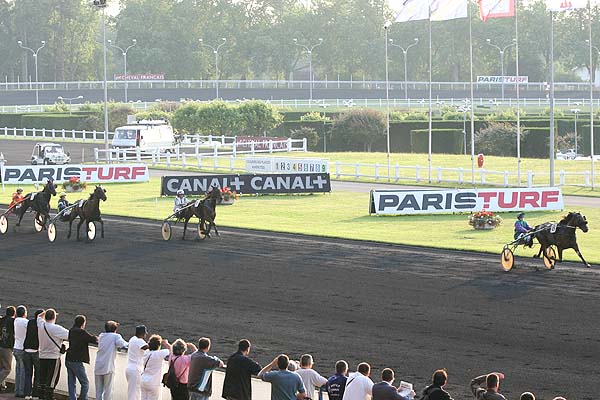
[162,356,182,389]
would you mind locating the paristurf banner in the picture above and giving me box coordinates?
[1,164,149,184]
[477,76,529,84]
[370,188,564,215]
[161,173,331,196]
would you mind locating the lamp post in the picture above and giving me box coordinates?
[199,38,227,99]
[293,38,323,101]
[92,0,110,153]
[17,40,46,105]
[571,108,581,156]
[486,38,516,102]
[107,39,136,103]
[388,37,419,99]
[458,104,470,155]
[57,95,83,115]
[587,39,599,189]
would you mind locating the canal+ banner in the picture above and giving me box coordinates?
[370,188,564,215]
[1,164,149,184]
[161,173,331,195]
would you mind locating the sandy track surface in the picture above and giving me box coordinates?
[0,214,598,400]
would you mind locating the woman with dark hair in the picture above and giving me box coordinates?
[140,335,171,400]
[168,339,197,400]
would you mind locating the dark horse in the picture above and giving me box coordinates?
[67,185,107,241]
[16,179,57,229]
[178,188,222,240]
[533,211,591,268]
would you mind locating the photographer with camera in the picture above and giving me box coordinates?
[37,309,69,400]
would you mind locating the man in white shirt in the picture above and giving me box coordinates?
[342,363,374,400]
[37,309,69,400]
[125,325,149,400]
[13,306,29,398]
[94,321,128,400]
[296,354,328,400]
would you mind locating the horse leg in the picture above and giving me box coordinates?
[67,214,75,239]
[534,244,544,259]
[76,219,85,241]
[572,244,591,268]
[99,217,104,238]
[557,247,564,263]
[182,218,188,240]
[211,217,219,237]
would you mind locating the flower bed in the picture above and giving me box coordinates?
[218,187,239,205]
[468,211,502,230]
[62,176,87,193]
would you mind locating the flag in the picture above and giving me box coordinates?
[393,0,429,22]
[478,0,515,21]
[430,0,468,21]
[546,0,587,11]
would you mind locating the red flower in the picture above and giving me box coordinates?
[69,176,79,183]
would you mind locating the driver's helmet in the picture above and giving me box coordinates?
[59,192,67,198]
[517,212,525,219]
[176,189,185,196]
[16,187,23,193]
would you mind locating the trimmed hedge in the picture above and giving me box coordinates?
[579,125,600,156]
[521,127,551,158]
[20,114,88,131]
[410,129,464,154]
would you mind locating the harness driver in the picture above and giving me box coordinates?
[514,212,533,247]
[173,189,189,219]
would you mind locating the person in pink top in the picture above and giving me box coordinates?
[168,339,198,400]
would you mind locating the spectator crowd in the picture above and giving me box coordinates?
[0,304,570,400]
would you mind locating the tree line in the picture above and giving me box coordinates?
[1,0,599,84]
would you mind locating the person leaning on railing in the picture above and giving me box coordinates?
[94,320,128,400]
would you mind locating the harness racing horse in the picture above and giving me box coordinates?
[16,179,57,230]
[194,187,222,238]
[67,185,107,241]
[533,211,591,268]
[178,188,222,240]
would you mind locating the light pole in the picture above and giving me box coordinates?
[571,108,581,156]
[587,38,599,189]
[486,38,516,102]
[199,38,227,99]
[107,39,136,103]
[57,95,83,115]
[293,38,323,102]
[17,40,46,105]
[92,0,109,152]
[458,105,470,155]
[388,37,419,99]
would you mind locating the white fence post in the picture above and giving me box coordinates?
[287,138,292,152]
[504,171,509,187]
[71,129,76,140]
[416,166,421,182]
[395,164,400,181]
[136,148,141,162]
[230,156,235,171]
[251,141,255,155]
[302,138,307,152]
[269,140,273,154]
[166,152,171,166]
[437,167,442,182]
[22,127,26,137]
[374,164,379,180]
[13,127,17,137]
[458,168,463,184]
[480,169,486,185]
[355,162,360,179]
[527,171,534,187]
[335,161,341,179]
[41,128,46,138]
[182,152,187,167]
[92,130,97,141]
[62,129,66,139]
[94,148,99,163]
[560,170,565,186]
[584,171,590,187]
[82,130,86,142]
[197,155,202,169]
[213,154,219,170]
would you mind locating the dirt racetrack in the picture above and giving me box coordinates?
[0,215,599,400]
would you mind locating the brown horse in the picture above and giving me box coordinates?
[178,188,222,240]
[533,212,591,268]
[67,185,107,241]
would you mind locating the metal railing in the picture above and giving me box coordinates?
[1,78,598,92]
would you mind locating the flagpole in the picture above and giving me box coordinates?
[428,4,433,183]
[469,0,475,184]
[589,0,595,190]
[385,23,391,182]
[549,10,556,187]
[515,0,522,186]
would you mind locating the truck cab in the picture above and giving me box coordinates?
[31,143,71,165]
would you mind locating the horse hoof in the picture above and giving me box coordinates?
[586,263,592,268]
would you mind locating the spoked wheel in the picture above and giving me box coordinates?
[0,215,7,235]
[161,221,172,241]
[501,246,514,272]
[197,222,207,240]
[543,246,557,270]
[87,221,96,241]
[47,223,57,243]
[34,215,46,233]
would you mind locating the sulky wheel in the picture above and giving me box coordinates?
[501,246,514,272]
[47,223,57,243]
[0,215,7,235]
[87,221,96,241]
[543,246,557,270]
[34,215,45,233]
[197,222,207,240]
[161,221,172,241]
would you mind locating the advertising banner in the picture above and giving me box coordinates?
[477,76,529,84]
[370,188,564,215]
[114,73,165,81]
[161,173,331,196]
[245,157,329,174]
[1,164,149,184]
[235,136,289,150]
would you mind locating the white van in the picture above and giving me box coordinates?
[112,120,175,151]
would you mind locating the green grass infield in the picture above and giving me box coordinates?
[2,180,598,266]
